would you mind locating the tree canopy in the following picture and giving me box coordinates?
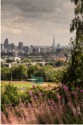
[63,0,83,86]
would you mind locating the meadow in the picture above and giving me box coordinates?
[1,83,83,124]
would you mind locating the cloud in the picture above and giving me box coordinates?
[1,0,74,46]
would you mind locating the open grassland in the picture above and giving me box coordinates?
[1,81,59,90]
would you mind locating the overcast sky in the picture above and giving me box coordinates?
[1,0,74,46]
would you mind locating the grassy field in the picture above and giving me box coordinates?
[1,81,59,90]
[1,81,32,89]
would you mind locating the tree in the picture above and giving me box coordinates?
[12,65,28,80]
[28,64,41,78]
[63,0,83,86]
[1,67,11,80]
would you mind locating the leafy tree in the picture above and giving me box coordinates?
[1,67,11,80]
[63,0,83,86]
[27,64,64,83]
[12,64,28,80]
[28,64,41,78]
[55,60,65,67]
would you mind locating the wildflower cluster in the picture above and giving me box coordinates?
[1,85,83,124]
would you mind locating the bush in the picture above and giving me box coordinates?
[1,84,20,112]
[1,84,83,124]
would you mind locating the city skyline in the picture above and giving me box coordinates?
[2,0,74,46]
[2,37,69,47]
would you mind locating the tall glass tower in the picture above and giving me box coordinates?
[52,36,55,48]
[52,36,56,52]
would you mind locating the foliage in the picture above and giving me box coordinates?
[1,64,28,80]
[1,67,11,80]
[63,0,83,85]
[21,58,31,63]
[55,60,66,67]
[11,64,28,80]
[41,65,65,82]
[1,84,83,124]
[1,84,20,112]
[1,63,65,83]
[1,84,58,113]
[28,64,65,83]
[28,64,41,78]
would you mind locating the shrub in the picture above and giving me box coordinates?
[1,84,20,112]
[1,85,83,124]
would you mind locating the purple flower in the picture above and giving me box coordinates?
[80,90,83,93]
[34,95,37,100]
[38,91,43,97]
[50,105,55,113]
[56,94,61,100]
[72,91,77,96]
[68,102,72,107]
[51,99,55,106]
[63,85,69,91]
[48,99,51,104]
[29,90,33,96]
[59,83,63,87]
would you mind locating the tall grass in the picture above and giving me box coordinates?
[1,84,83,124]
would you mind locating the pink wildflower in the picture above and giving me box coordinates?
[72,91,77,96]
[29,90,33,96]
[68,102,78,118]
[56,94,61,100]
[63,85,69,91]
[59,83,63,87]
[80,90,83,93]
[38,91,43,97]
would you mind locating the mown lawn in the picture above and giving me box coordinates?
[1,81,33,89]
[1,81,59,90]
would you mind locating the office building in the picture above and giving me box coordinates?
[4,39,9,49]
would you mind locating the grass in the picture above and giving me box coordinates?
[1,81,34,91]
[1,81,59,91]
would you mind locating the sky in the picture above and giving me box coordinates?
[1,0,74,46]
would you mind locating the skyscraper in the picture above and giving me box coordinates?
[52,36,56,53]
[52,36,55,49]
[11,43,15,49]
[4,39,9,49]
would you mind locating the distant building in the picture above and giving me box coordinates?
[4,39,9,49]
[33,47,40,54]
[52,36,56,52]
[56,43,60,49]
[1,63,12,68]
[28,46,33,54]
[40,47,48,53]
[52,36,55,47]
[1,44,4,52]
[13,51,21,61]
[18,42,23,50]
[23,46,29,53]
[11,43,15,49]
